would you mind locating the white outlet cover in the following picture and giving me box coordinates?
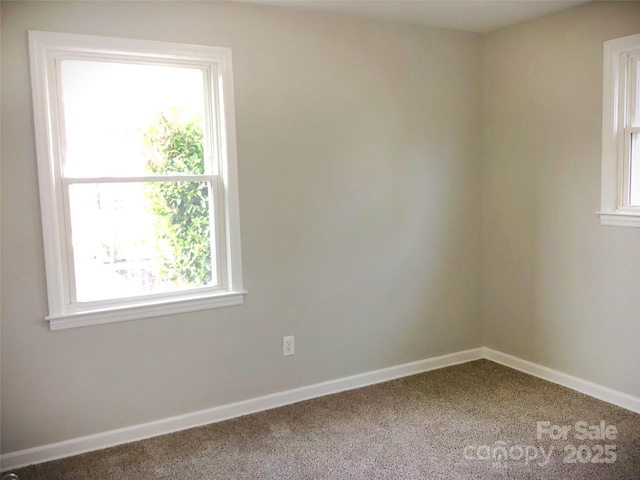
[283,335,295,356]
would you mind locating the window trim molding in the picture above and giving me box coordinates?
[599,32,640,227]
[29,31,245,329]
[46,291,246,331]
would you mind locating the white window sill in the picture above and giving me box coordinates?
[598,211,640,228]
[46,290,247,331]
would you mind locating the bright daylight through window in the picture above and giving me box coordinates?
[29,32,245,329]
[600,32,640,226]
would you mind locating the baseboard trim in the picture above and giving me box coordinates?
[1,347,484,471]
[5,347,640,471]
[483,347,640,414]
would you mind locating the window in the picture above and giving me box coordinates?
[600,32,640,227]
[29,31,245,330]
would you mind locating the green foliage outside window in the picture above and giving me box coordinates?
[144,110,212,287]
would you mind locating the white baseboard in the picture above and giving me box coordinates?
[5,347,640,471]
[1,347,484,471]
[483,347,640,414]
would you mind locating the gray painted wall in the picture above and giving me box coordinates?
[1,1,483,453]
[483,2,640,396]
[4,0,639,459]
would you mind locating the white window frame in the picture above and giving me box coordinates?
[600,32,640,227]
[29,31,245,330]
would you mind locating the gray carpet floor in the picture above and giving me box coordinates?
[7,359,640,479]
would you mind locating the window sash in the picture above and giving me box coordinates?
[61,176,227,309]
[617,51,640,210]
[624,55,640,207]
[54,55,220,178]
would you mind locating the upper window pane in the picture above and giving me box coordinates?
[59,60,207,177]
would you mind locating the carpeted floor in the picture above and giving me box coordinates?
[7,359,640,479]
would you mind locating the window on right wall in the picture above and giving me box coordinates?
[600,32,640,227]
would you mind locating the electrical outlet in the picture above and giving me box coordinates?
[283,335,295,356]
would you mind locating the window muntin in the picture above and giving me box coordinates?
[600,33,640,226]
[29,31,245,329]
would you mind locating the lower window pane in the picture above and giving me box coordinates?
[68,182,215,303]
[631,132,640,206]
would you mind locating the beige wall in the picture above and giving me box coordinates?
[483,2,640,395]
[1,1,483,452]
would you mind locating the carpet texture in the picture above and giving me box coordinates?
[8,360,640,479]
